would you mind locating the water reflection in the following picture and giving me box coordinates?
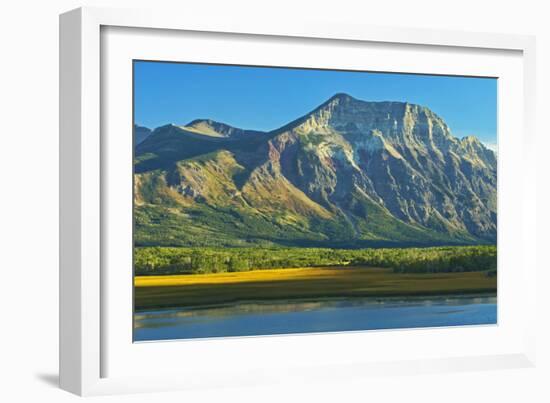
[134,295,497,341]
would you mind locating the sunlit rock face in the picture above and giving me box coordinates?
[135,93,497,246]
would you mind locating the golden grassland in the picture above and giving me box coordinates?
[134,266,496,310]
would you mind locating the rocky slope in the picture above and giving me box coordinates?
[134,93,497,247]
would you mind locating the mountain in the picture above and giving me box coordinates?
[180,119,266,139]
[134,125,152,145]
[134,93,497,248]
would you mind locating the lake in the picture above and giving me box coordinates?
[134,295,497,341]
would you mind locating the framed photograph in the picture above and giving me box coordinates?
[60,7,537,396]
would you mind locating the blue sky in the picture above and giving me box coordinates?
[134,61,497,145]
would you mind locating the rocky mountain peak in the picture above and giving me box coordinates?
[286,94,456,153]
[326,92,356,104]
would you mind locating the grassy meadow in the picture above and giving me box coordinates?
[134,266,496,310]
[134,245,497,310]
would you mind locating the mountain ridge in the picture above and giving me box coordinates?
[134,93,497,247]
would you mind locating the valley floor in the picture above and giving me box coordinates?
[134,266,497,310]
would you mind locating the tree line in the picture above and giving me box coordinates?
[134,245,497,276]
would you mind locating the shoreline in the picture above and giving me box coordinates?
[135,292,497,313]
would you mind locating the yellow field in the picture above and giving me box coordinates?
[134,266,496,310]
[135,267,361,287]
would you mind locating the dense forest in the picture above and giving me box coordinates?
[134,245,497,276]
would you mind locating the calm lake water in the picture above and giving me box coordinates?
[134,295,497,342]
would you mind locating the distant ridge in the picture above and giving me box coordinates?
[134,124,152,145]
[179,119,267,139]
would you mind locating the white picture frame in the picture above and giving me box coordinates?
[59,6,537,396]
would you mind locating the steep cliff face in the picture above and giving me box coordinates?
[268,93,496,240]
[134,93,497,247]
